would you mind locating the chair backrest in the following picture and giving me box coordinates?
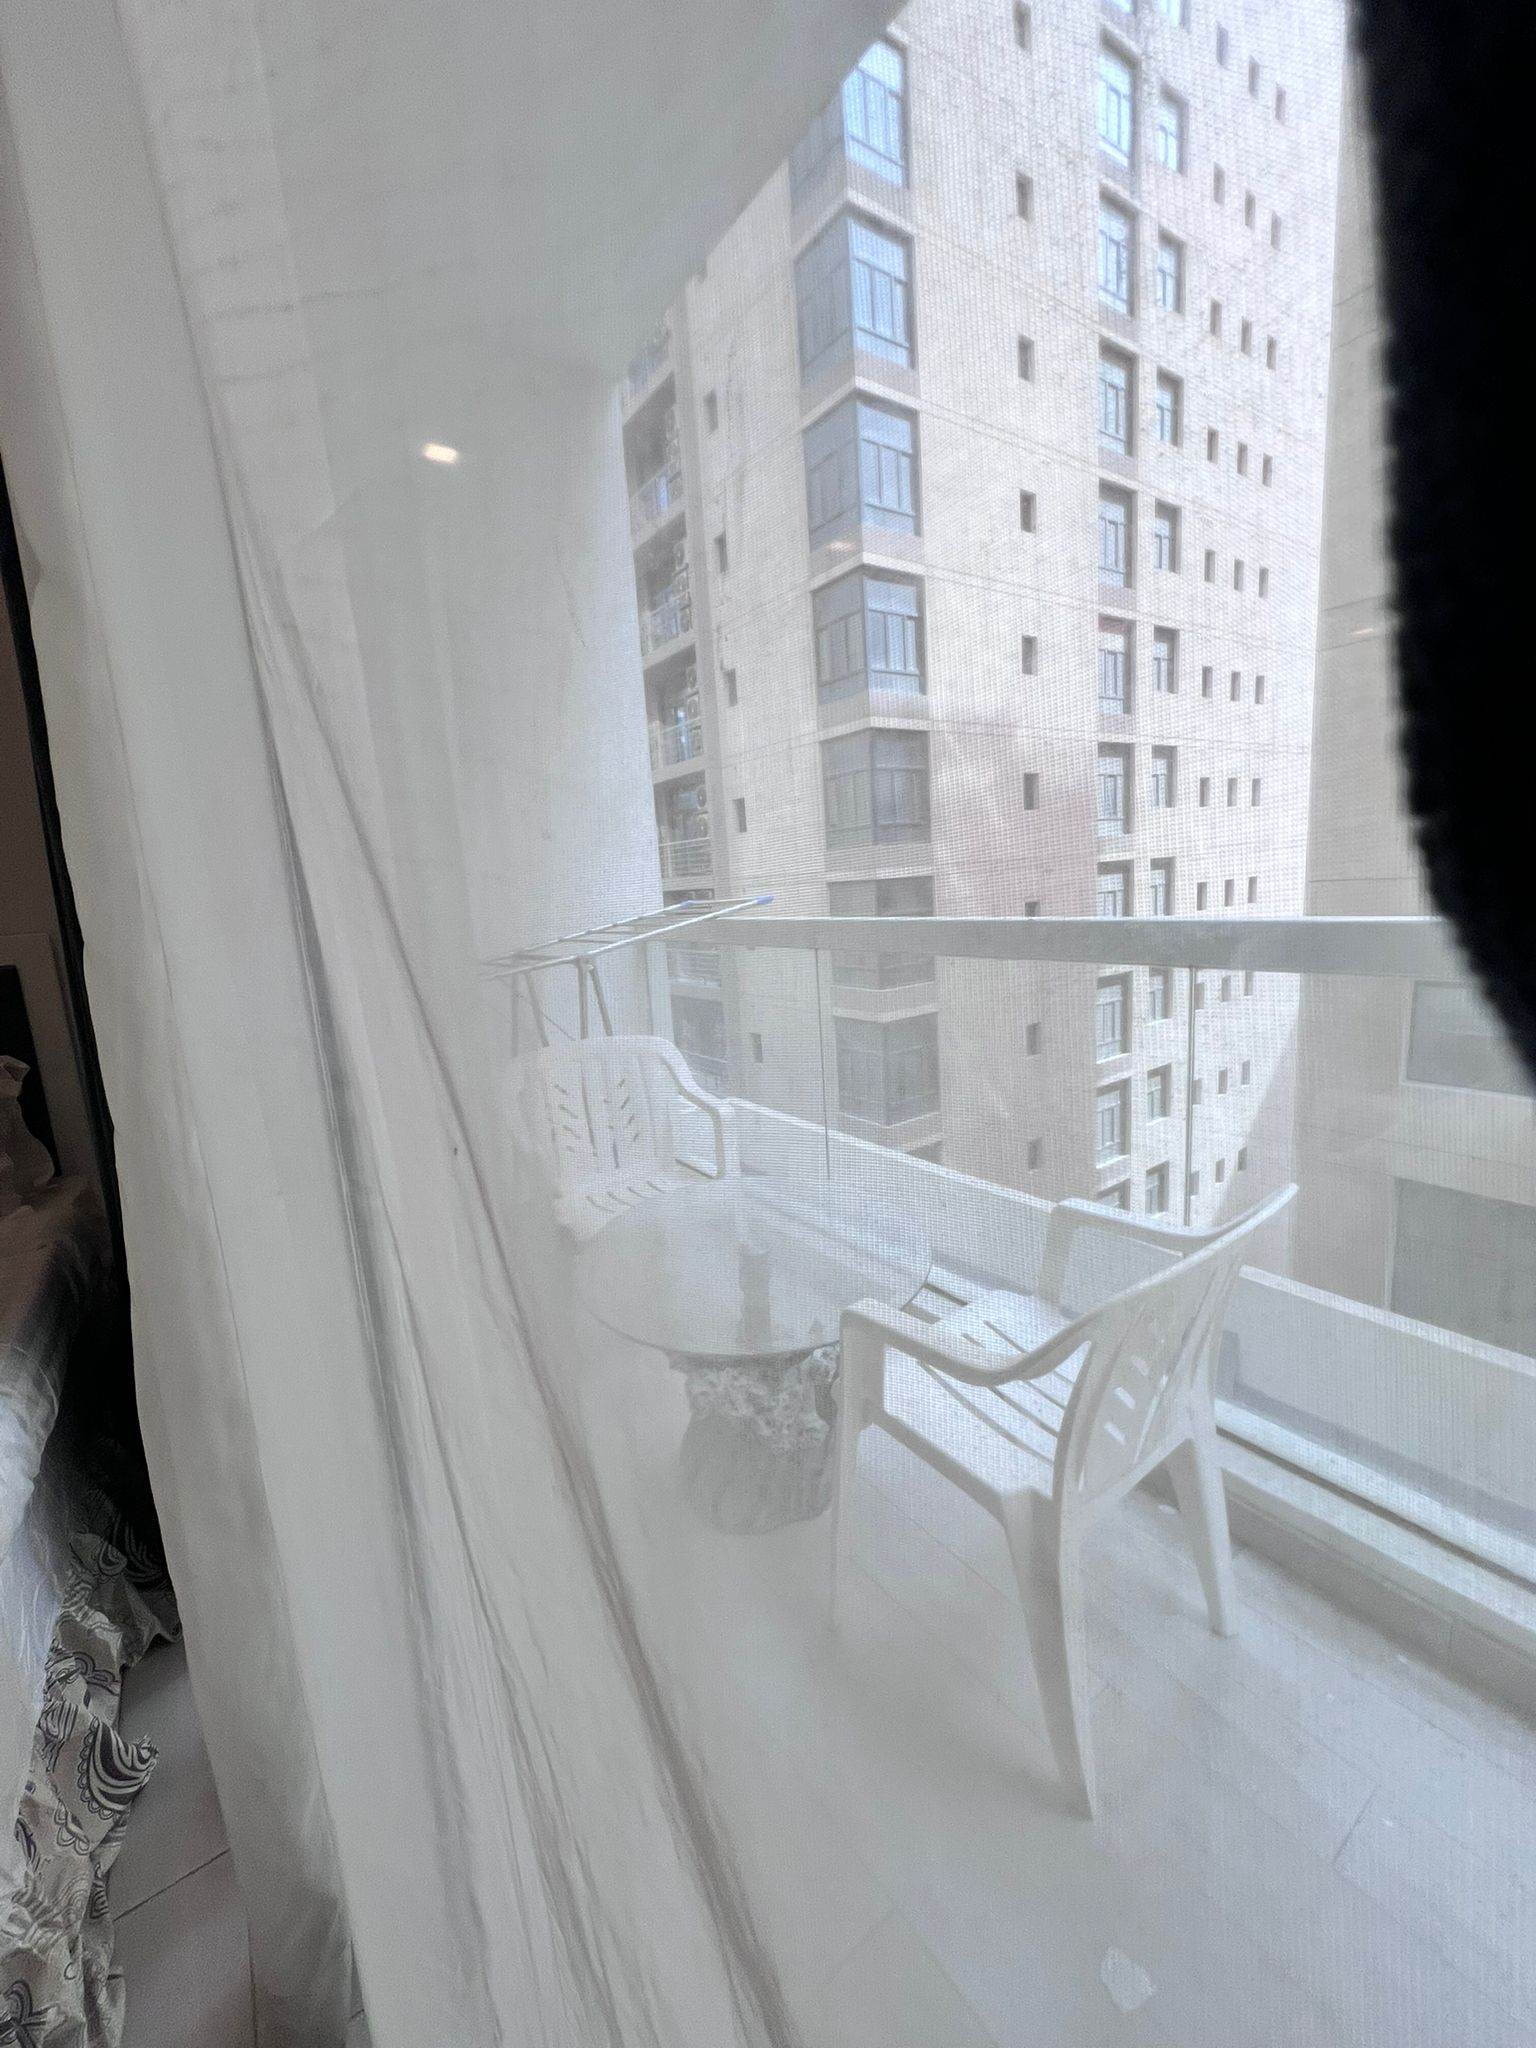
[1046,1183,1296,1511]
[502,1035,692,1195]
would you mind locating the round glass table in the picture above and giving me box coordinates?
[576,1177,931,1533]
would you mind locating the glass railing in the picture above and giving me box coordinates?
[638,588,692,656]
[657,834,713,882]
[631,464,685,529]
[638,912,1536,1583]
[623,323,671,398]
[649,716,704,770]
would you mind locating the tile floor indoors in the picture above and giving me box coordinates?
[108,1338,1536,2046]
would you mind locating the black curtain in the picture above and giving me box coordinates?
[1352,0,1533,1076]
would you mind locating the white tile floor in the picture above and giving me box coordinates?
[112,1641,370,2048]
[105,1335,1536,2047]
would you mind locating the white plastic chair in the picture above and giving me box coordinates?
[832,1183,1296,1816]
[503,1033,738,1241]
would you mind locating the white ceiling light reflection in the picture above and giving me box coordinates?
[420,442,460,466]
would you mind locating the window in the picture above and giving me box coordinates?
[1189,1169,1201,1198]
[1244,191,1256,228]
[1145,1164,1170,1214]
[1153,501,1180,571]
[791,41,907,197]
[1155,371,1182,444]
[1222,878,1235,907]
[1196,880,1209,909]
[1244,970,1255,994]
[1201,665,1213,697]
[1152,627,1177,693]
[1251,777,1262,805]
[722,667,738,706]
[1203,548,1215,582]
[1241,1059,1251,1084]
[822,730,930,846]
[1098,619,1130,711]
[1149,969,1172,1019]
[732,796,747,832]
[1096,977,1129,1060]
[1156,0,1187,20]
[1265,335,1278,370]
[1150,857,1175,913]
[1216,25,1230,65]
[1014,2,1032,50]
[1226,777,1238,806]
[1392,1182,1536,1354]
[813,570,924,700]
[1214,1157,1227,1184]
[750,1033,764,1063]
[1248,58,1260,95]
[1220,976,1232,1003]
[1233,558,1245,591]
[714,531,729,571]
[1098,199,1134,313]
[804,397,918,547]
[1097,746,1129,834]
[1097,863,1131,916]
[795,215,912,382]
[1258,566,1270,597]
[1095,1083,1129,1162]
[1254,673,1266,702]
[1212,166,1226,205]
[1275,85,1287,122]
[843,40,906,182]
[1018,335,1036,380]
[1270,213,1282,250]
[1021,633,1039,674]
[704,390,719,432]
[1025,898,1042,916]
[1236,441,1249,476]
[1156,93,1186,171]
[1240,318,1253,356]
[1209,299,1222,337]
[1198,775,1210,805]
[1026,1021,1042,1055]
[836,1014,940,1125]
[1098,487,1133,585]
[1262,454,1274,486]
[1156,234,1184,311]
[1022,772,1040,810]
[1027,1137,1043,1170]
[1246,875,1258,903]
[1019,489,1038,531]
[1206,427,1219,462]
[1015,171,1034,219]
[1150,747,1176,807]
[829,874,936,989]
[1098,45,1135,165]
[1406,983,1535,1096]
[1230,669,1241,700]
[1098,347,1134,454]
[1237,1148,1249,1172]
[1147,1066,1171,1119]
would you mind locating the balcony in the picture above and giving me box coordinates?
[550,906,1536,2044]
[657,833,713,884]
[630,463,686,536]
[623,323,671,405]
[649,714,704,772]
[638,587,693,660]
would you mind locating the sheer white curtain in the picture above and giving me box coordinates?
[0,0,894,2041]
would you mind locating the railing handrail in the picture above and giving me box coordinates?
[686,913,1466,980]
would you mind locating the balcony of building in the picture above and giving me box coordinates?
[621,322,672,415]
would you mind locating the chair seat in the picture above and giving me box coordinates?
[882,1290,1084,1499]
[556,1170,694,1243]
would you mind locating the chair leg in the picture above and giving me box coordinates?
[827,1358,866,1631]
[1004,1504,1097,1818]
[1165,1428,1239,1638]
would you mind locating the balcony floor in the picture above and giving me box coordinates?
[578,1320,1536,2048]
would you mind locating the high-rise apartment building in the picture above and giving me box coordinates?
[623,0,1344,1223]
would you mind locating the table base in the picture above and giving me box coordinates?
[670,1344,839,1534]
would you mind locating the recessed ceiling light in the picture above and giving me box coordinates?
[421,442,460,465]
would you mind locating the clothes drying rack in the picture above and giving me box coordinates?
[482,895,770,1051]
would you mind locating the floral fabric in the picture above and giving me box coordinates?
[1,1505,177,2046]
